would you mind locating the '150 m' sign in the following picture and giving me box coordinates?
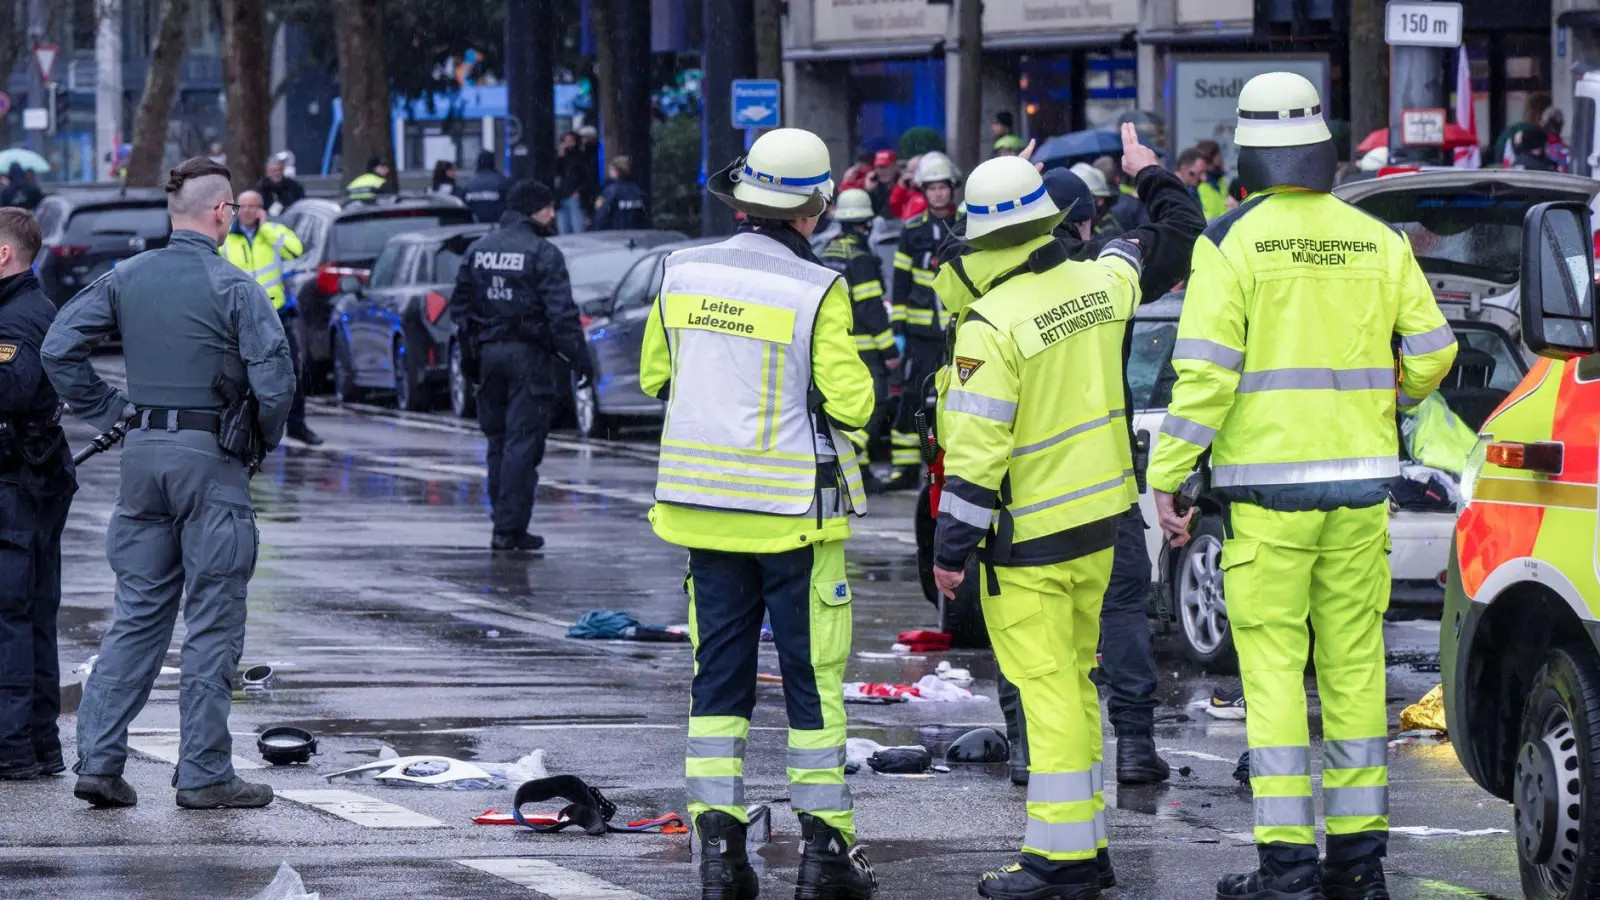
[1383,1,1462,48]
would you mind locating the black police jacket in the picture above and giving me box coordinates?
[447,212,589,374]
[0,270,71,480]
[593,180,648,230]
[463,168,511,224]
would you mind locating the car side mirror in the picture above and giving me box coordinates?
[1521,201,1599,359]
[338,275,362,294]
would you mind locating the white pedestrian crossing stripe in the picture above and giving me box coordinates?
[127,731,263,771]
[277,789,444,828]
[458,858,652,898]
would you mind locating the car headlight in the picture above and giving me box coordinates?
[1458,434,1490,510]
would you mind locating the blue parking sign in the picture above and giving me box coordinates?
[731,80,781,130]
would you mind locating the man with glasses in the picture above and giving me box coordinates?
[219,190,320,445]
[43,157,295,810]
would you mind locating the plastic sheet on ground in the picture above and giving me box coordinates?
[842,674,987,703]
[1390,826,1509,839]
[247,863,320,900]
[326,755,502,790]
[935,661,973,686]
[1399,684,1447,733]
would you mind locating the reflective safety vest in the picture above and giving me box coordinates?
[653,233,868,518]
[219,221,303,310]
[346,172,386,201]
[936,237,1143,567]
[1198,176,1230,220]
[1146,187,1458,511]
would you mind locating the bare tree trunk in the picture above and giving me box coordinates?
[1348,0,1390,156]
[222,0,269,190]
[592,0,623,166]
[331,0,392,184]
[753,0,781,82]
[948,0,983,176]
[125,0,191,187]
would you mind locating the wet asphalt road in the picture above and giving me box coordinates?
[0,355,1525,900]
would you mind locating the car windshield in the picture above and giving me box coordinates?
[1354,185,1592,284]
[64,205,169,242]
[331,210,472,262]
[563,248,651,291]
[1128,317,1180,410]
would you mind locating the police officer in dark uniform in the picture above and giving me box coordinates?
[449,180,590,552]
[591,156,648,231]
[463,150,511,224]
[885,151,961,490]
[0,208,75,781]
[820,187,898,492]
[43,158,296,810]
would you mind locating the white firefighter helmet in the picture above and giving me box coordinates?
[1069,162,1113,198]
[1234,72,1333,149]
[833,188,875,222]
[708,128,835,219]
[958,155,1064,249]
[914,151,959,187]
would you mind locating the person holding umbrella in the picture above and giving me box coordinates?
[0,163,43,211]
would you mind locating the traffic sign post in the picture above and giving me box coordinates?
[22,108,48,132]
[731,80,781,130]
[32,44,57,83]
[1384,2,1462,48]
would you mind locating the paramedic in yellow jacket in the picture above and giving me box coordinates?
[638,128,878,900]
[1146,73,1458,900]
[932,128,1155,900]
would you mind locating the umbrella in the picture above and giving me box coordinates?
[0,148,50,173]
[1035,129,1124,164]
[1354,126,1478,155]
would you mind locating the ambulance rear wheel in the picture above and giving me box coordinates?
[1517,645,1600,900]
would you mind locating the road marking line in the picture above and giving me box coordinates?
[127,732,263,771]
[458,858,652,898]
[277,789,445,828]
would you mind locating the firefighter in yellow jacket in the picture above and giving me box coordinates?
[219,189,320,445]
[1147,73,1458,900]
[932,126,1157,900]
[638,128,878,900]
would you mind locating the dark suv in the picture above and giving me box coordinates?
[278,196,474,389]
[33,189,171,306]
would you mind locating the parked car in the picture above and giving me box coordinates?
[33,189,170,306]
[914,168,1600,660]
[280,196,474,390]
[1443,199,1600,900]
[572,237,719,438]
[327,223,490,410]
[445,229,685,420]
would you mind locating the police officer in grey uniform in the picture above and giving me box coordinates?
[42,157,295,810]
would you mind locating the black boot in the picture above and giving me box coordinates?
[1321,858,1387,900]
[978,856,1100,900]
[999,674,1029,787]
[74,774,138,808]
[696,811,758,900]
[175,776,274,809]
[795,813,875,900]
[36,743,65,776]
[1215,859,1323,900]
[491,531,545,552]
[1095,849,1116,889]
[1115,734,1170,785]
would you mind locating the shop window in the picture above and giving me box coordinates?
[851,59,947,150]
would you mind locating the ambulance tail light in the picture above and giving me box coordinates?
[1458,435,1490,509]
[1486,440,1564,475]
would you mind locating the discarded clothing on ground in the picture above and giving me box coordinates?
[1399,684,1448,733]
[896,630,952,653]
[246,863,320,900]
[567,610,689,642]
[868,745,932,774]
[843,674,986,704]
[510,774,687,835]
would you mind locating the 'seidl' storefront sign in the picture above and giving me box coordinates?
[812,0,1140,44]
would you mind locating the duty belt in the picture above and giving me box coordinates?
[135,408,223,434]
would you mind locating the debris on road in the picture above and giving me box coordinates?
[1389,729,1447,747]
[843,675,986,703]
[945,727,1008,764]
[1391,826,1510,839]
[567,610,689,642]
[326,755,500,789]
[868,745,933,774]
[242,665,277,690]
[935,661,973,686]
[246,863,320,900]
[1399,684,1447,733]
[896,630,952,652]
[257,726,318,766]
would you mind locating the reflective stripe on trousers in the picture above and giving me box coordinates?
[686,715,748,811]
[1323,736,1389,835]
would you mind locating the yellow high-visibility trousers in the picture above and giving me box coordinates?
[982,549,1113,863]
[1222,502,1390,865]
